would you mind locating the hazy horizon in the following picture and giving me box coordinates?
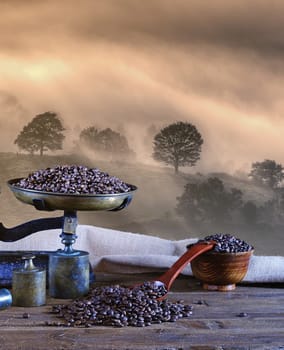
[1,0,284,174]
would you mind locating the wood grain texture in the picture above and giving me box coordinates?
[0,274,283,350]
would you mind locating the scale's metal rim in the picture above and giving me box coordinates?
[7,178,137,211]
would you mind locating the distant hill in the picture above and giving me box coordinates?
[199,171,274,204]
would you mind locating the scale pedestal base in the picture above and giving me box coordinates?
[49,250,89,299]
[48,212,90,299]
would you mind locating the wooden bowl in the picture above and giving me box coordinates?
[191,249,253,291]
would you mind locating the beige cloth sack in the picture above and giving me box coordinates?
[0,225,283,283]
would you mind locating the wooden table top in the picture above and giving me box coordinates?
[0,273,284,350]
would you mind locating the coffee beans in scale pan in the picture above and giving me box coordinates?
[8,165,137,212]
[14,165,134,195]
[189,234,254,291]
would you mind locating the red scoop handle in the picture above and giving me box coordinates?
[157,241,215,291]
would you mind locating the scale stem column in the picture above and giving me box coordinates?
[60,210,78,254]
[49,210,90,299]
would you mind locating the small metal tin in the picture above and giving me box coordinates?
[0,288,12,310]
[12,254,46,307]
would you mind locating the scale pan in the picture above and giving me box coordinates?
[7,178,137,212]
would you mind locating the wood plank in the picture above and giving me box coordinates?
[0,274,283,349]
[1,327,284,349]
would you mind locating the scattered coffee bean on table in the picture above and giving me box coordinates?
[194,233,253,253]
[14,165,134,195]
[52,282,193,328]
[237,312,249,317]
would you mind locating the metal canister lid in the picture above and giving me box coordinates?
[12,254,46,307]
[15,254,45,273]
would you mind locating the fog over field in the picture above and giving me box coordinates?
[0,0,284,174]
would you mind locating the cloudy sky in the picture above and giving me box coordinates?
[1,0,284,173]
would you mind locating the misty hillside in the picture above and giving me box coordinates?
[0,152,280,255]
[197,171,274,204]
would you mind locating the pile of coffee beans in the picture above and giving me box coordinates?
[136,281,168,299]
[14,165,134,195]
[51,282,193,328]
[196,233,253,253]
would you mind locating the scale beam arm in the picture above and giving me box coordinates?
[0,216,64,242]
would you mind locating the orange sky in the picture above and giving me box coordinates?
[0,0,284,173]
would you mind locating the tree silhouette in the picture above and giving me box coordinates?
[249,159,284,189]
[241,201,258,225]
[176,177,243,224]
[79,127,135,160]
[14,112,65,156]
[152,121,203,173]
[79,126,99,148]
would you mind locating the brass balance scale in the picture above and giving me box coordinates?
[0,177,137,299]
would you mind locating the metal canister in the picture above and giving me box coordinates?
[12,254,46,307]
[49,250,89,299]
[0,289,12,310]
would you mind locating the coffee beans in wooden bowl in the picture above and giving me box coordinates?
[190,234,254,291]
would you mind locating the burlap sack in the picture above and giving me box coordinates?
[1,225,283,283]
